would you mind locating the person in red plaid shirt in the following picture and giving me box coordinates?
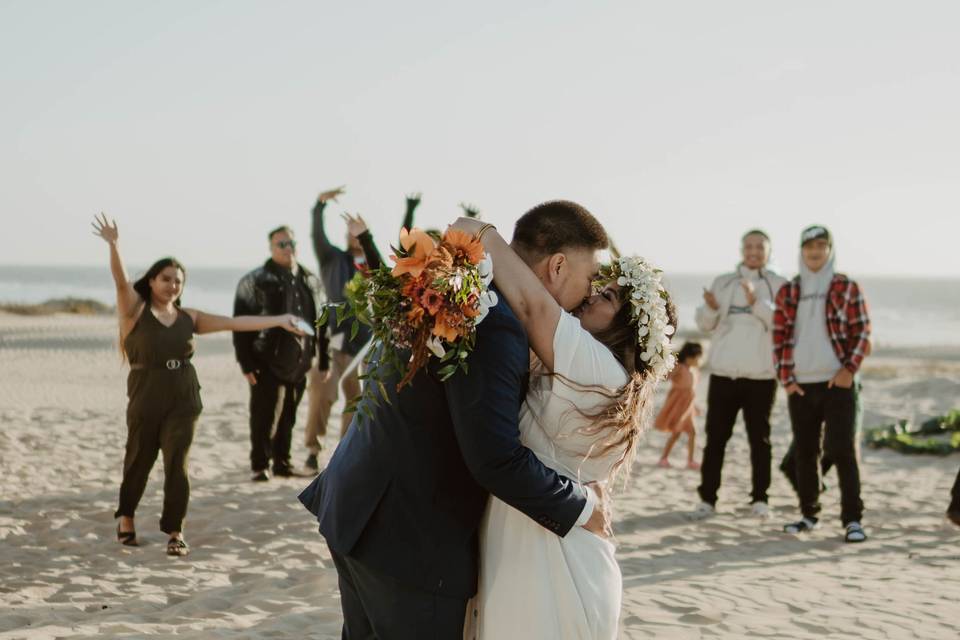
[773,225,870,543]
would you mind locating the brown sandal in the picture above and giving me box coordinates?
[116,523,139,547]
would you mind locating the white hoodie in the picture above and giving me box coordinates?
[792,250,843,383]
[695,265,787,380]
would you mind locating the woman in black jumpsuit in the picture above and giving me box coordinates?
[93,214,306,556]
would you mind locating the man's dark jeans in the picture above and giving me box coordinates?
[787,381,864,525]
[249,369,307,472]
[697,375,778,506]
[780,382,863,494]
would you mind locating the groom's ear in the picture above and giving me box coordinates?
[545,253,567,283]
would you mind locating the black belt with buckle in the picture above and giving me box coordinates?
[130,358,192,371]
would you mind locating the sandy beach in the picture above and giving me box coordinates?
[1,311,958,640]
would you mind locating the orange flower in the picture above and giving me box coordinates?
[392,228,437,278]
[432,308,461,342]
[420,288,444,316]
[406,305,425,323]
[428,246,454,269]
[443,229,485,265]
[402,274,426,300]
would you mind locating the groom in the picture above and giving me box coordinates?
[299,200,611,638]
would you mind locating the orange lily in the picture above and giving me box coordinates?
[392,228,437,278]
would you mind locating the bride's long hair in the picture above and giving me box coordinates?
[547,288,679,484]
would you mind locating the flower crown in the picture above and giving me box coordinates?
[594,256,676,381]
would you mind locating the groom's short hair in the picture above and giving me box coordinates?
[511,200,608,263]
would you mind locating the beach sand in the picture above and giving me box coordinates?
[1,312,958,639]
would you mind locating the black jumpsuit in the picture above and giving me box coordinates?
[114,309,202,534]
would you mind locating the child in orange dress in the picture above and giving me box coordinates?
[655,342,704,470]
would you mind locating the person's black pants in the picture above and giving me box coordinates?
[788,382,864,525]
[248,369,306,472]
[697,376,778,506]
[331,550,468,640]
[780,383,863,495]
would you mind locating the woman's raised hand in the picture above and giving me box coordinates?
[318,186,346,203]
[91,213,119,244]
[341,212,369,239]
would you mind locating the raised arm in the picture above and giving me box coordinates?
[186,309,306,336]
[402,192,421,231]
[310,186,346,266]
[459,202,480,219]
[450,217,561,371]
[342,213,383,270]
[91,213,141,320]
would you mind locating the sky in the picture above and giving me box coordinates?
[1,0,958,278]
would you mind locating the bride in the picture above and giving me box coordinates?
[450,217,677,639]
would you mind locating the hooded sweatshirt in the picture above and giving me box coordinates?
[695,264,787,380]
[792,250,843,383]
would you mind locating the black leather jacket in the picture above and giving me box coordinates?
[232,259,330,382]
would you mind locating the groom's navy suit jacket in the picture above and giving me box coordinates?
[298,294,588,598]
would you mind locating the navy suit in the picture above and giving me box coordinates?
[299,293,588,636]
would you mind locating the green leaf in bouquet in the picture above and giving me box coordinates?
[351,321,360,341]
[317,306,330,327]
[377,380,392,406]
[438,364,457,380]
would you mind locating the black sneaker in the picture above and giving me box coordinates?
[251,469,270,482]
[272,464,309,478]
[304,453,319,472]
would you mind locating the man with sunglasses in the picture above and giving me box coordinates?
[233,225,330,482]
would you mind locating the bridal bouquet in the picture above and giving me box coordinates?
[326,227,497,408]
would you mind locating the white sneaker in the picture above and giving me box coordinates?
[691,501,716,520]
[751,502,771,519]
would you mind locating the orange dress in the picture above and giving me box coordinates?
[654,364,699,434]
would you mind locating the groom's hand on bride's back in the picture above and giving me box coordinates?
[582,482,613,538]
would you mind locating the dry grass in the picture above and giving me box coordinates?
[0,297,113,316]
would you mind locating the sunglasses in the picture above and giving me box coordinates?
[275,240,297,249]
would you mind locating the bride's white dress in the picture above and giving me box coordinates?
[475,312,628,640]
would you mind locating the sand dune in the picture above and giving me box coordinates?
[1,312,958,639]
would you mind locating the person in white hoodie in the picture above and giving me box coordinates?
[773,225,871,543]
[694,230,787,518]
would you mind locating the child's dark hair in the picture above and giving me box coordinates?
[677,342,703,363]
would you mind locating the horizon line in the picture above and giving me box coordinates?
[0,262,957,281]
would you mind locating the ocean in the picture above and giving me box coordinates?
[1,265,957,350]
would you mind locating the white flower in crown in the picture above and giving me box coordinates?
[596,255,676,381]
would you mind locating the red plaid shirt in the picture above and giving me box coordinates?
[772,274,871,386]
